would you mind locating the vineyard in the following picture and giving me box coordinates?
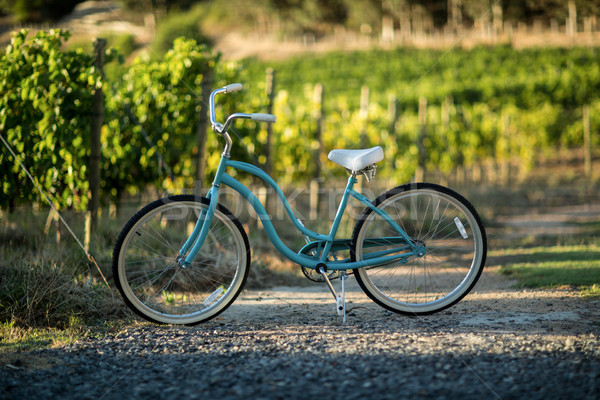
[1,29,599,214]
[241,45,600,185]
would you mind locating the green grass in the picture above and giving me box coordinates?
[1,320,84,351]
[493,245,600,297]
[0,318,141,354]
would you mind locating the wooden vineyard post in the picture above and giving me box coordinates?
[440,96,450,186]
[45,208,61,246]
[567,1,577,37]
[360,86,370,148]
[388,94,398,137]
[501,111,511,186]
[86,38,105,251]
[264,68,276,176]
[358,86,370,192]
[583,104,592,178]
[195,67,213,193]
[416,96,427,182]
[265,68,276,214]
[310,83,325,221]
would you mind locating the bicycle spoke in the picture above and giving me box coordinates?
[113,197,250,325]
[353,184,486,315]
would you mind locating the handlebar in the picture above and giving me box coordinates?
[224,83,243,93]
[210,83,276,133]
[209,83,276,157]
[251,113,277,123]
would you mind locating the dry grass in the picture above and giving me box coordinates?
[0,208,134,339]
[0,261,131,329]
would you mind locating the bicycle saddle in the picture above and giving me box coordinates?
[327,146,384,172]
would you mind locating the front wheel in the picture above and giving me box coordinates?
[112,195,250,325]
[351,183,487,315]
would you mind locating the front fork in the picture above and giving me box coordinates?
[178,156,230,267]
[178,184,220,267]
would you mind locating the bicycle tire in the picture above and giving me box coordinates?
[351,183,487,315]
[112,195,250,325]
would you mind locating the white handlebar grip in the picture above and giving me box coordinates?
[224,83,243,93]
[251,113,277,123]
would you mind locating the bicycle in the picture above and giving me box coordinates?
[112,83,487,325]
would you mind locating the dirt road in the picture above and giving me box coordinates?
[2,268,599,400]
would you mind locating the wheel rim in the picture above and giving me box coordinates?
[355,188,484,313]
[117,201,247,324]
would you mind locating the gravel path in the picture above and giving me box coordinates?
[1,268,599,400]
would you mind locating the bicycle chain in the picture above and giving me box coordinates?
[301,266,344,282]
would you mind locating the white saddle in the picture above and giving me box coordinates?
[327,146,384,172]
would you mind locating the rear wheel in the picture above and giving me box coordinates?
[112,195,250,325]
[351,183,487,315]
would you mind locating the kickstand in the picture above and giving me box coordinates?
[337,271,348,323]
[318,266,348,324]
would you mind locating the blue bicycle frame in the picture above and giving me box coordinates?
[178,155,422,270]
